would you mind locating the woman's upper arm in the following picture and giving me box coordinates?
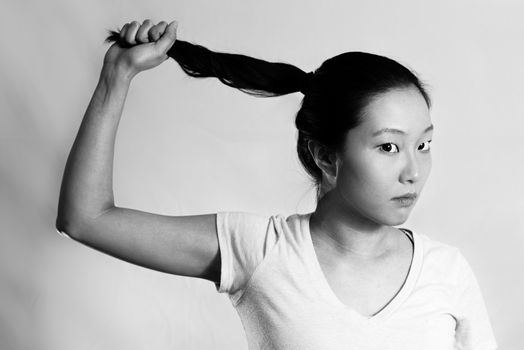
[63,206,221,283]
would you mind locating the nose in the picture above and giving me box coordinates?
[399,152,420,184]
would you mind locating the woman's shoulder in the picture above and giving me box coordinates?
[409,229,465,267]
[415,230,458,249]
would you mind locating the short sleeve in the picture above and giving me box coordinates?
[214,211,279,305]
[452,250,498,350]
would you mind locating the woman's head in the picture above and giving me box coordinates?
[104,32,432,224]
[295,52,432,225]
[295,52,431,194]
[307,86,433,226]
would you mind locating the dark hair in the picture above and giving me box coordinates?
[105,30,431,201]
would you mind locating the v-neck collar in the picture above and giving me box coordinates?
[302,212,423,324]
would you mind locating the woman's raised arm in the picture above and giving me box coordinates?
[54,20,221,283]
[56,19,178,230]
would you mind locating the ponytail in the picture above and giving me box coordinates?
[105,30,310,97]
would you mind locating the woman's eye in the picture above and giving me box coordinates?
[418,140,432,152]
[379,143,399,153]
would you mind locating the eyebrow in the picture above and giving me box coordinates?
[372,124,434,137]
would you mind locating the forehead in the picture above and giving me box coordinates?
[358,87,431,135]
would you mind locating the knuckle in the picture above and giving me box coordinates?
[119,23,128,38]
[140,20,152,32]
[137,33,148,42]
[136,24,148,36]
[125,31,135,43]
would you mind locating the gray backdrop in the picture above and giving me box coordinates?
[1,0,522,349]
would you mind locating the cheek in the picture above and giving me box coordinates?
[337,154,393,200]
[426,155,433,175]
[418,155,433,184]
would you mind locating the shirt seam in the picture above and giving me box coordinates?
[231,215,283,307]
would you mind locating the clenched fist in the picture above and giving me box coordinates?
[103,19,178,78]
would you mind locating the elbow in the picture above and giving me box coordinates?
[55,206,114,240]
[55,205,114,240]
[55,215,82,240]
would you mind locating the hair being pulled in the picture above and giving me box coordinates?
[105,29,311,97]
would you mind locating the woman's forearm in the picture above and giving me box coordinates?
[56,64,134,233]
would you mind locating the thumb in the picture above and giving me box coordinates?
[155,20,178,54]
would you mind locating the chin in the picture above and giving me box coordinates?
[375,210,411,226]
[350,199,413,227]
[389,216,409,226]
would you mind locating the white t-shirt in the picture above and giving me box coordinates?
[214,211,498,350]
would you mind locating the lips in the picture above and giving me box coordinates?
[392,193,417,200]
[392,193,417,207]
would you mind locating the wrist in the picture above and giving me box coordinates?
[100,62,136,84]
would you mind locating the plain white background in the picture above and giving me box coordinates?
[1,0,522,349]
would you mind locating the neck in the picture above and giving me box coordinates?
[310,189,399,260]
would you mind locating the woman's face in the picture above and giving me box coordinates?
[334,87,433,226]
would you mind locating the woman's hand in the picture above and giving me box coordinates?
[103,19,178,79]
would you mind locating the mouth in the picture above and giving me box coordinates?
[392,192,417,200]
[391,193,417,207]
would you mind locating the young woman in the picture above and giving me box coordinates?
[56,19,498,349]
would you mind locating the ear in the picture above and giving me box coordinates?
[307,140,339,184]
